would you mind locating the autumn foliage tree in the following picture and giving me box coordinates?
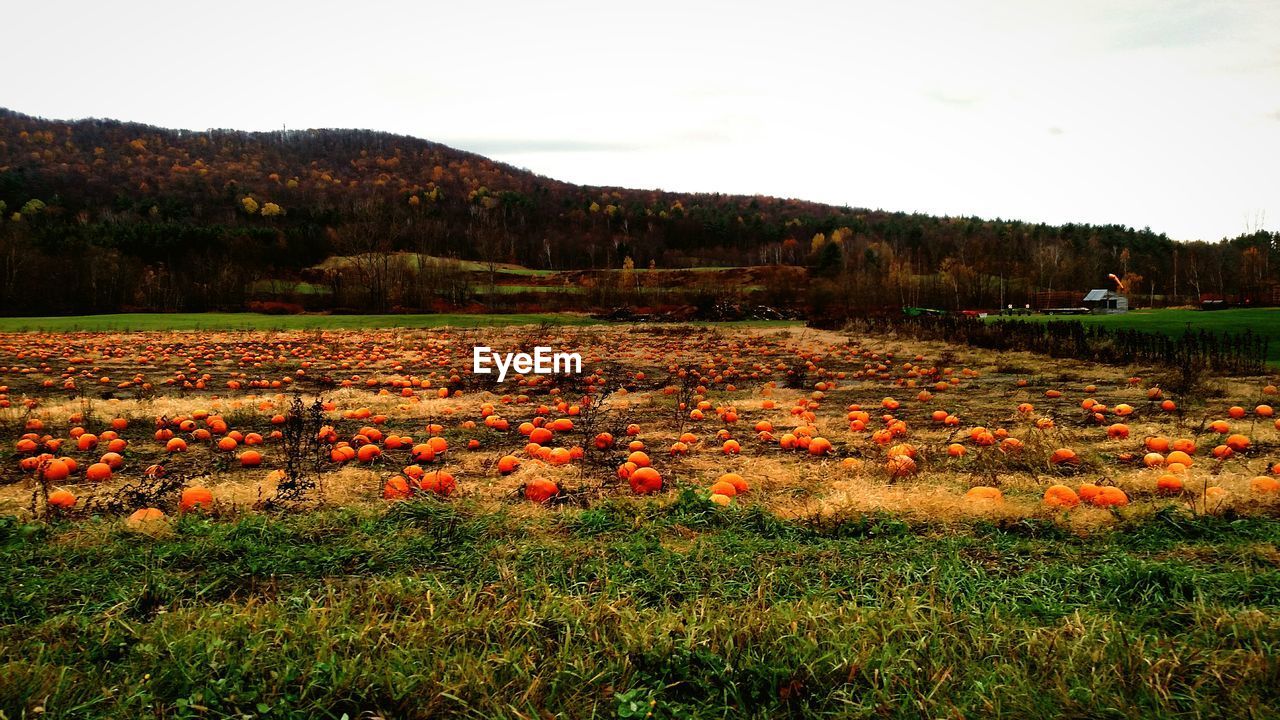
[0,107,1274,315]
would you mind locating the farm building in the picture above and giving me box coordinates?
[1082,288,1128,314]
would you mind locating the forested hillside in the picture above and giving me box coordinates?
[0,108,1273,315]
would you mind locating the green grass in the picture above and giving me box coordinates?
[594,266,743,273]
[0,313,801,333]
[431,258,556,276]
[476,284,588,295]
[313,253,558,277]
[1,499,1278,719]
[247,280,333,295]
[485,265,559,277]
[986,307,1280,365]
[0,313,598,332]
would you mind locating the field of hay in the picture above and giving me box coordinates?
[2,322,1279,719]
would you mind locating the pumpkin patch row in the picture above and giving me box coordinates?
[3,328,1279,524]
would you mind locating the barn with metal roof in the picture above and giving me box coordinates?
[1082,289,1128,314]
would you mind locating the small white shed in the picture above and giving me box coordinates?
[1082,289,1128,314]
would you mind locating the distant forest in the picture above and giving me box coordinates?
[0,108,1274,316]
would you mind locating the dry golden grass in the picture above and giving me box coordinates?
[2,324,1277,531]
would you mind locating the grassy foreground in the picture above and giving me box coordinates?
[3,495,1278,719]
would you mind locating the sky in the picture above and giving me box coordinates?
[3,0,1277,241]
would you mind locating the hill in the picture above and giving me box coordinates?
[0,108,1274,316]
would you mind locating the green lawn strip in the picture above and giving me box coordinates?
[475,284,588,295]
[247,281,334,295]
[985,308,1280,365]
[0,313,596,332]
[0,313,801,333]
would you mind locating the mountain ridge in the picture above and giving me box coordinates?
[0,107,1272,316]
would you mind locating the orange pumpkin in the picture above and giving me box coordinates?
[1078,483,1101,503]
[1156,474,1183,494]
[85,462,112,482]
[1049,448,1078,466]
[1043,484,1079,508]
[419,470,456,496]
[1249,476,1279,493]
[180,486,214,512]
[807,437,832,456]
[41,458,70,482]
[497,455,521,474]
[718,473,749,494]
[709,480,738,497]
[629,467,662,494]
[524,478,559,503]
[47,489,77,509]
[411,444,436,462]
[127,507,166,525]
[382,476,412,500]
[1106,423,1129,439]
[885,455,917,478]
[965,486,1003,502]
[1091,486,1129,507]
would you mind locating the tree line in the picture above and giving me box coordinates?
[0,108,1274,315]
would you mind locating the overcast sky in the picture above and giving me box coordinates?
[4,0,1277,241]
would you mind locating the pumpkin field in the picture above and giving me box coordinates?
[3,322,1280,719]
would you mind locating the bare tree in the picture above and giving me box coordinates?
[333,221,398,311]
